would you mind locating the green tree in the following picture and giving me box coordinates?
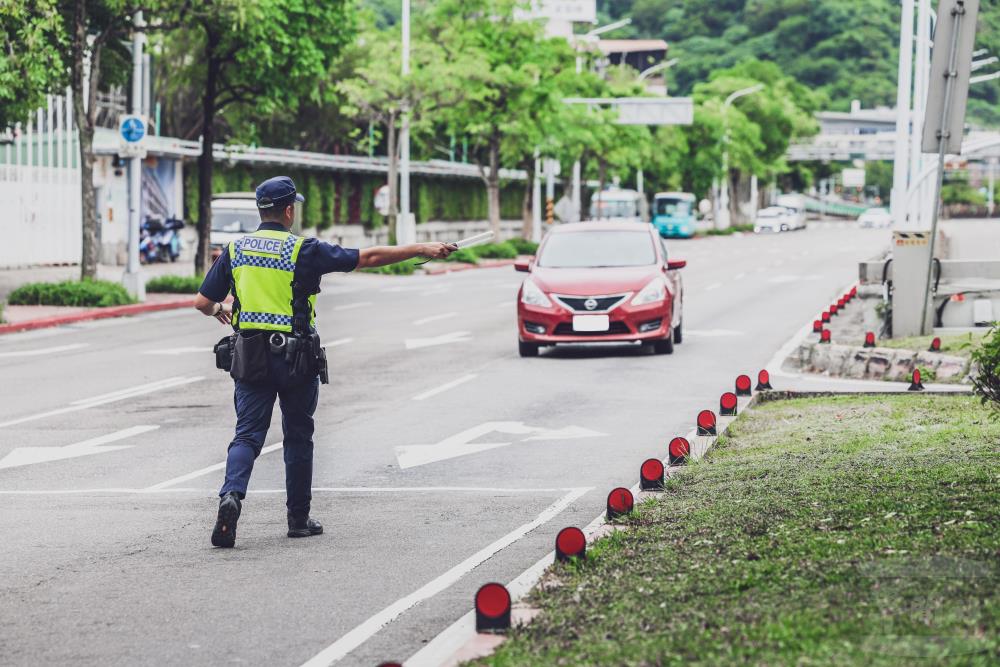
[158,0,354,274]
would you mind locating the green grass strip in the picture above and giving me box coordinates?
[480,394,1000,666]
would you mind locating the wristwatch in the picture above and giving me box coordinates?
[213,302,223,316]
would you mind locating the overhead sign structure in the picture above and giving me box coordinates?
[514,0,596,22]
[922,0,980,154]
[118,114,148,159]
[842,167,865,188]
[562,97,694,126]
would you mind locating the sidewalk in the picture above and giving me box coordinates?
[0,262,196,302]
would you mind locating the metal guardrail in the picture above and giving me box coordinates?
[804,196,867,216]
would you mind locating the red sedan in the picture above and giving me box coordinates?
[516,222,685,357]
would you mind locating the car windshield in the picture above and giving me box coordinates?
[589,199,637,219]
[655,199,691,216]
[211,210,259,233]
[538,231,656,268]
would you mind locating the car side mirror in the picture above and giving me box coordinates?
[667,259,687,270]
[514,259,532,273]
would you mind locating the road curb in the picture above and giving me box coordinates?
[0,297,194,335]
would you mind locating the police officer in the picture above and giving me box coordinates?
[195,175,455,548]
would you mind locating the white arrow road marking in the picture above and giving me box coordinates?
[297,487,590,667]
[394,421,608,469]
[141,346,212,355]
[0,376,203,429]
[404,331,471,350]
[334,301,372,311]
[0,343,89,359]
[413,312,457,326]
[0,425,158,470]
[411,373,477,401]
[704,282,723,291]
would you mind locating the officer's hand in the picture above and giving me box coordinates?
[417,242,458,260]
[215,302,232,325]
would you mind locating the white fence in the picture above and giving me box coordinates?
[0,91,82,267]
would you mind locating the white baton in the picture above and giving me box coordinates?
[455,231,494,248]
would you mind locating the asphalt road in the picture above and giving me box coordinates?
[0,222,884,666]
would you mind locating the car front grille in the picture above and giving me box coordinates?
[554,294,629,313]
[553,321,631,336]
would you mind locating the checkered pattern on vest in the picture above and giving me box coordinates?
[231,234,297,271]
[237,312,294,327]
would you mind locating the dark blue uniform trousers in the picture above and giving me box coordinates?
[219,352,319,517]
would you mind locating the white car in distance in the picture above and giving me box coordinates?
[857,207,892,228]
[754,206,798,233]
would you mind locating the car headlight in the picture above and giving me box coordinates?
[520,278,552,307]
[631,277,667,306]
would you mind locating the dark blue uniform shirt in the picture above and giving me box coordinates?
[198,222,360,302]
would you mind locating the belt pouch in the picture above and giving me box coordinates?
[214,334,235,372]
[230,332,269,383]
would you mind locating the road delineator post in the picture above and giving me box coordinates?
[640,458,665,491]
[720,391,738,417]
[864,331,876,348]
[821,311,831,323]
[668,436,690,465]
[555,527,586,562]
[475,583,512,634]
[929,336,942,352]
[820,329,831,344]
[812,319,823,333]
[756,369,772,390]
[908,368,925,391]
[697,409,717,436]
[735,374,752,396]
[606,487,634,520]
[829,303,839,317]
[850,286,858,298]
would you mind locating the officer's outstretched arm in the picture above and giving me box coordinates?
[357,242,457,269]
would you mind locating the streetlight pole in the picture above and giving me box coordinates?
[398,0,414,244]
[890,0,914,229]
[124,10,145,300]
[571,18,631,222]
[717,83,764,230]
[635,59,678,195]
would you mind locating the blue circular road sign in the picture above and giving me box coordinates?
[121,116,146,143]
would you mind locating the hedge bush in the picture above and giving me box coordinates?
[444,248,480,264]
[506,238,538,255]
[145,275,204,294]
[472,241,518,259]
[8,280,135,307]
[358,259,421,275]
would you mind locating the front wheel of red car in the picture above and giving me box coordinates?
[673,318,683,344]
[518,340,539,357]
[653,332,674,355]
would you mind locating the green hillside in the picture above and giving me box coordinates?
[597,0,1000,127]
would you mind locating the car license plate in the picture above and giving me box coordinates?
[573,315,610,332]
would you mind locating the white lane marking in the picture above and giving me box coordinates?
[413,312,458,326]
[0,376,203,429]
[411,373,477,401]
[334,301,372,311]
[0,343,88,359]
[141,346,212,356]
[0,486,587,495]
[404,331,472,350]
[684,329,745,338]
[142,442,283,491]
[496,301,512,308]
[704,282,722,291]
[0,425,158,470]
[298,487,590,667]
[733,272,746,280]
[326,338,353,347]
[395,421,607,469]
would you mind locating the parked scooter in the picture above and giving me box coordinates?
[140,217,184,263]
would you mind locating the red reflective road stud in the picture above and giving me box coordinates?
[829,304,839,316]
[864,331,876,348]
[850,286,858,298]
[640,458,665,491]
[607,487,635,520]
[821,311,831,323]
[735,374,752,396]
[756,369,773,390]
[475,582,512,634]
[813,319,823,333]
[837,297,846,308]
[697,409,717,436]
[929,336,942,352]
[720,391,738,417]
[555,527,586,562]
[668,436,690,465]
[820,329,831,344]
[908,368,925,391]
[377,663,402,667]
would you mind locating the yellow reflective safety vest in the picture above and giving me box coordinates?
[229,229,316,332]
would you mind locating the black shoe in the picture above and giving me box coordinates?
[211,492,242,548]
[287,514,323,538]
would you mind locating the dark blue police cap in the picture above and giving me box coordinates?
[256,175,305,210]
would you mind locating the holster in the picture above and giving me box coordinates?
[214,334,236,372]
[230,331,269,384]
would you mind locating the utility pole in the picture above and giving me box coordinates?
[123,11,145,301]
[717,84,764,230]
[398,0,414,244]
[532,151,542,242]
[890,0,914,228]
